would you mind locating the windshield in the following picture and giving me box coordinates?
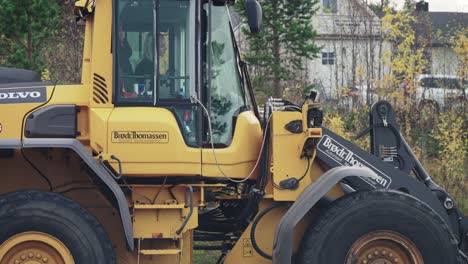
[419,77,461,89]
[116,0,191,104]
[205,3,248,146]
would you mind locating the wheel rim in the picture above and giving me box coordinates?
[346,231,424,264]
[0,232,75,264]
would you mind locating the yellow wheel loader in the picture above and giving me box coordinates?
[0,0,466,263]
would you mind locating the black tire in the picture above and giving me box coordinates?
[0,190,115,263]
[297,189,461,264]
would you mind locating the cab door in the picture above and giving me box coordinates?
[200,3,263,179]
[107,107,200,177]
[108,0,201,177]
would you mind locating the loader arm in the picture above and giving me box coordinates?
[272,100,467,264]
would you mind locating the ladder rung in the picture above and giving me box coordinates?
[134,204,185,209]
[139,249,181,255]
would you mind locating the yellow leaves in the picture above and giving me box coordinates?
[450,28,468,81]
[356,66,365,79]
[323,111,368,150]
[41,68,51,82]
[325,114,348,140]
[282,84,305,104]
[382,7,416,44]
[379,8,427,115]
[432,111,467,200]
[451,29,468,54]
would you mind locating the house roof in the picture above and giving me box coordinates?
[428,12,467,46]
[351,0,379,18]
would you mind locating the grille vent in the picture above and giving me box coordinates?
[92,74,109,104]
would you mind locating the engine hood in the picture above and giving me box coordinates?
[0,67,41,84]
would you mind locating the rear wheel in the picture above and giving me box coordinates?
[297,190,460,264]
[0,190,115,264]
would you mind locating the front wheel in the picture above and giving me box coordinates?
[0,190,115,264]
[297,190,460,264]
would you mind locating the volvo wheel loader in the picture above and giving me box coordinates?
[0,0,467,263]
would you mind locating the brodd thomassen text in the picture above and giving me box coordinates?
[112,131,169,143]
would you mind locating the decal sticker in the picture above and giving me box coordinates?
[243,238,253,257]
[112,131,169,144]
[317,135,392,189]
[0,87,47,104]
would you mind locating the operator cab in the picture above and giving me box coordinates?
[106,0,263,178]
[115,0,259,147]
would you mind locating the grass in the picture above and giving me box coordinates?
[193,242,223,264]
[424,158,468,215]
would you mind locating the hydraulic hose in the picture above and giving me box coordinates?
[250,203,288,260]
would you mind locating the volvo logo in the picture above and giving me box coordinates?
[0,87,47,104]
[0,91,41,99]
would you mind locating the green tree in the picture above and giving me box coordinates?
[379,7,428,141]
[0,0,61,72]
[43,0,85,83]
[236,0,321,98]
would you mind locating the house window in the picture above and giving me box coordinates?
[322,52,335,65]
[323,0,338,13]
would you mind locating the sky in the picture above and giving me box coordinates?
[369,0,468,12]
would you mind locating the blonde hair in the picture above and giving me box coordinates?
[142,33,154,61]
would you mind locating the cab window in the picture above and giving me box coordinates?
[116,0,191,104]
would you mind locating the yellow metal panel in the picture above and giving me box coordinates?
[134,209,181,238]
[270,111,344,201]
[134,204,186,209]
[47,85,89,105]
[81,16,93,85]
[130,185,202,206]
[133,207,198,239]
[90,0,113,108]
[0,85,53,139]
[90,108,113,153]
[107,107,201,176]
[77,106,90,141]
[224,199,314,264]
[0,85,88,139]
[0,84,90,141]
[202,111,262,179]
[132,186,199,240]
[270,111,312,201]
[139,249,181,255]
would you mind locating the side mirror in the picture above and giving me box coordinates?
[245,0,262,33]
[74,0,96,22]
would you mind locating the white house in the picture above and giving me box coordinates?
[427,12,467,76]
[308,2,467,104]
[232,1,466,106]
[307,0,392,105]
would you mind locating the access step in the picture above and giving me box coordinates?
[134,204,186,209]
[139,249,181,256]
